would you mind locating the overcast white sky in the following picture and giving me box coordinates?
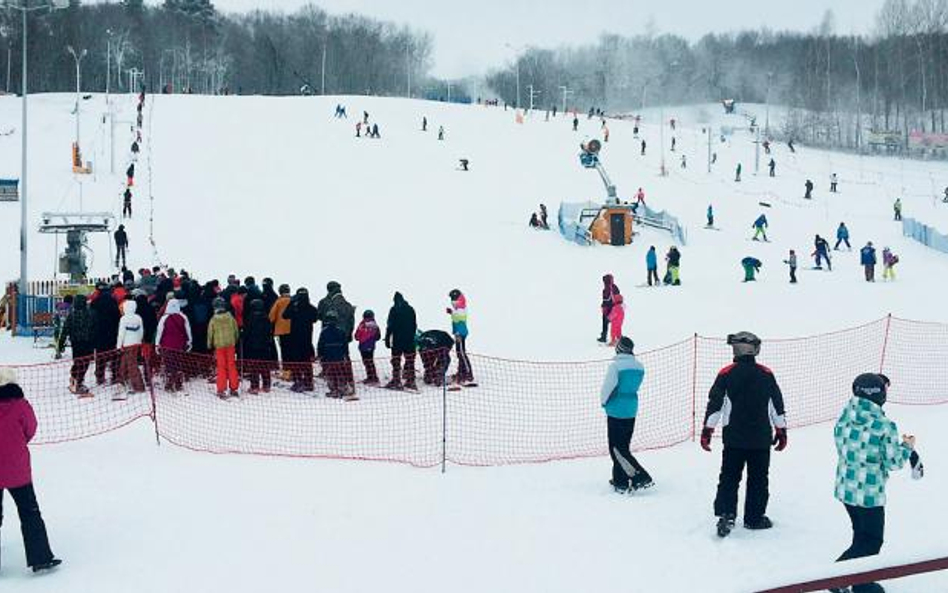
[209,0,886,78]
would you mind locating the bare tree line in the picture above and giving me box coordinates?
[0,0,434,98]
[485,1,948,153]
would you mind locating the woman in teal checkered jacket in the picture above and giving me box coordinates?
[832,373,920,591]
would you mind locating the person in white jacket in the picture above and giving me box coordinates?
[116,300,145,397]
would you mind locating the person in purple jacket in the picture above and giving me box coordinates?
[155,300,192,392]
[0,368,62,573]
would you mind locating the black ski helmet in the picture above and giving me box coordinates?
[727,331,761,358]
[852,373,887,406]
[615,336,635,355]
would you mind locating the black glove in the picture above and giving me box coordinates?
[700,427,714,452]
[773,427,788,452]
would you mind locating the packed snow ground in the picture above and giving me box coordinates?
[1,94,948,591]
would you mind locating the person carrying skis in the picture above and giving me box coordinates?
[646,246,659,286]
[0,369,62,573]
[447,289,474,386]
[598,275,620,343]
[114,225,129,268]
[813,235,832,270]
[601,337,654,493]
[804,179,814,200]
[706,204,714,227]
[701,332,787,537]
[882,247,899,281]
[835,222,851,250]
[354,310,382,386]
[783,250,798,284]
[831,374,923,593]
[893,198,902,221]
[385,292,417,390]
[752,214,768,242]
[860,241,877,282]
[741,257,762,282]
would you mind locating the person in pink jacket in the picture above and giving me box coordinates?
[0,368,61,573]
[608,293,626,346]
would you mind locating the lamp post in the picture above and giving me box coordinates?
[66,45,86,147]
[0,25,10,94]
[2,0,70,298]
[505,43,524,109]
[765,71,773,137]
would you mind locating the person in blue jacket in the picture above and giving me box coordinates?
[600,337,654,493]
[646,246,659,286]
[860,241,877,282]
[706,204,714,227]
[752,214,768,241]
[835,222,851,251]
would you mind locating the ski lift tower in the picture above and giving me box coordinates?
[578,139,618,203]
[38,211,115,283]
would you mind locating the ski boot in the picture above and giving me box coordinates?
[32,558,63,573]
[744,516,774,530]
[716,514,736,538]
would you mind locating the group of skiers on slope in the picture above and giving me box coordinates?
[742,217,900,284]
[600,331,923,592]
[114,90,147,269]
[597,251,683,338]
[55,268,475,400]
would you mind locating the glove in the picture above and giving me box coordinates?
[445,308,452,315]
[773,427,788,452]
[700,427,713,452]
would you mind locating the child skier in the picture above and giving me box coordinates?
[600,337,653,493]
[783,250,798,284]
[599,275,620,342]
[835,222,851,250]
[701,332,787,537]
[813,235,832,270]
[830,173,839,193]
[741,257,762,282]
[860,241,877,282]
[447,289,474,385]
[830,374,924,593]
[804,179,814,200]
[207,297,240,399]
[752,214,768,241]
[882,247,899,281]
[354,310,382,385]
[608,294,625,346]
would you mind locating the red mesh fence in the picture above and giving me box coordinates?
[4,315,945,466]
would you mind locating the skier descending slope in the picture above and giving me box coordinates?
[600,337,653,493]
[700,332,787,537]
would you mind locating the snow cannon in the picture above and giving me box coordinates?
[579,139,602,168]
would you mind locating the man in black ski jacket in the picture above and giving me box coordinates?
[91,286,121,385]
[114,225,129,268]
[701,331,787,536]
[384,292,417,390]
[282,288,318,392]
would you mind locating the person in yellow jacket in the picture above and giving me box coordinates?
[207,297,240,398]
[269,284,292,378]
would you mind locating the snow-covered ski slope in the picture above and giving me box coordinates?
[3,93,948,358]
[1,95,948,592]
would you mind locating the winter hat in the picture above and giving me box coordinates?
[449,289,462,301]
[0,368,23,401]
[278,284,291,295]
[212,297,227,312]
[327,281,341,294]
[615,336,635,355]
[852,373,887,406]
[727,331,761,358]
[363,310,375,319]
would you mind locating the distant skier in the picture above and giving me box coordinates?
[459,158,470,171]
[572,116,579,131]
[635,188,646,210]
[539,204,549,229]
[131,140,140,156]
[646,246,659,286]
[640,139,646,155]
[123,188,133,218]
[701,332,787,538]
[860,242,877,282]
[813,234,832,270]
[752,214,768,242]
[768,158,776,177]
[598,275,620,343]
[371,123,380,138]
[438,125,445,141]
[787,139,795,153]
[355,122,362,137]
[114,224,129,268]
[671,137,676,152]
[601,337,654,493]
[783,250,798,284]
[834,222,851,250]
[529,213,542,228]
[712,152,718,164]
[706,204,714,228]
[603,125,610,142]
[762,139,771,154]
[882,247,899,281]
[665,247,682,286]
[893,198,902,221]
[832,374,923,592]
[680,154,687,169]
[363,111,369,125]
[741,257,762,282]
[735,163,742,182]
[804,179,814,200]
[422,116,427,131]
[126,163,135,187]
[830,173,839,193]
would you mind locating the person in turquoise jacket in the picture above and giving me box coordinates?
[646,246,659,286]
[600,337,653,493]
[832,373,923,592]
